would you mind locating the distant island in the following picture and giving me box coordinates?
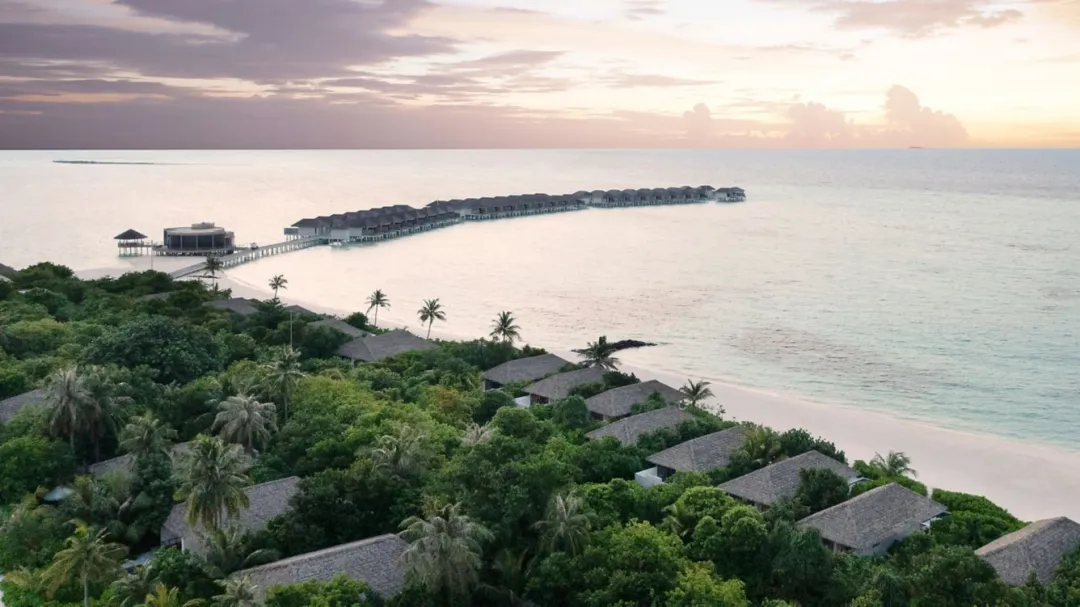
[53,160,158,165]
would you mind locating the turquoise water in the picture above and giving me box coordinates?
[1,149,1078,447]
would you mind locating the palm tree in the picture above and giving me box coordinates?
[680,379,716,410]
[489,311,522,344]
[204,256,225,290]
[45,365,90,451]
[417,298,446,339]
[213,394,277,454]
[371,425,427,478]
[119,413,177,458]
[366,289,391,328]
[42,521,127,607]
[661,499,697,539]
[533,491,593,555]
[574,336,620,371]
[268,274,287,300]
[141,583,186,607]
[109,566,159,607]
[213,575,260,607]
[871,451,918,478]
[82,368,129,463]
[263,347,304,421]
[175,435,252,531]
[461,421,496,446]
[399,502,493,602]
[200,525,280,579]
[739,425,783,469]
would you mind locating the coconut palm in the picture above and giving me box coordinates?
[533,491,593,555]
[141,583,187,607]
[461,421,496,447]
[109,566,159,607]
[366,289,391,328]
[661,499,697,539]
[213,575,260,607]
[417,298,446,339]
[489,311,522,344]
[371,425,427,477]
[119,413,177,459]
[175,435,252,531]
[82,369,129,463]
[574,336,620,371]
[739,425,783,469]
[204,256,225,290]
[268,274,287,300]
[262,347,304,421]
[42,521,127,607]
[871,451,918,478]
[200,525,280,579]
[399,501,493,601]
[680,379,716,410]
[213,394,277,454]
[45,365,90,451]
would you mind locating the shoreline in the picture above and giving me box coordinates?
[74,260,1080,522]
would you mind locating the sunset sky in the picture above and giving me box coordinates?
[1,0,1078,148]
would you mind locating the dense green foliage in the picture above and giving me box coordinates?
[1,264,1078,607]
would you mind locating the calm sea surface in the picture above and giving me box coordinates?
[1,149,1078,448]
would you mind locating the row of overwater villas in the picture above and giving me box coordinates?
[286,186,746,242]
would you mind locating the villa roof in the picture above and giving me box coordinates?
[0,387,47,422]
[0,262,16,278]
[585,406,692,446]
[336,330,436,363]
[203,298,260,317]
[719,450,861,507]
[114,229,147,240]
[235,534,408,600]
[797,483,947,553]
[482,354,570,386]
[308,318,367,339]
[976,517,1080,585]
[88,442,193,478]
[522,366,607,401]
[162,476,300,555]
[584,380,685,419]
[647,426,747,473]
[284,304,317,317]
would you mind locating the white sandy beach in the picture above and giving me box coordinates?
[73,259,1080,523]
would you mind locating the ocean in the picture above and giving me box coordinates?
[1,149,1078,454]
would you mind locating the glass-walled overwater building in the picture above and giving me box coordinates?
[161,223,236,256]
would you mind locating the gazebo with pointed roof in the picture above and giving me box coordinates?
[115,228,152,257]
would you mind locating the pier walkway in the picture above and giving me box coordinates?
[168,236,324,279]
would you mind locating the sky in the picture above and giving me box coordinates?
[0,0,1077,148]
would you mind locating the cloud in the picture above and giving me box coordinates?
[880,84,969,146]
[605,74,716,88]
[785,101,855,144]
[624,0,666,20]
[765,0,1027,36]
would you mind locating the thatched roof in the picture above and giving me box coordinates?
[203,298,260,317]
[0,387,47,422]
[584,380,684,419]
[88,442,193,478]
[647,426,747,473]
[585,406,692,446]
[308,318,367,339]
[236,534,408,600]
[336,330,436,363]
[162,476,299,555]
[482,354,570,386]
[976,517,1080,585]
[0,262,16,278]
[797,483,947,553]
[114,229,148,240]
[522,366,607,401]
[719,450,860,507]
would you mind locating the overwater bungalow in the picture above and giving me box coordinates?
[797,483,947,556]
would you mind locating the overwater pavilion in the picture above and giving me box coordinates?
[115,228,153,257]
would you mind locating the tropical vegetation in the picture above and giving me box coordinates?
[0,262,1077,607]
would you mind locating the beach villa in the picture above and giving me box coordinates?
[521,366,607,406]
[161,477,300,555]
[307,318,368,339]
[234,534,409,602]
[88,441,193,479]
[583,379,685,421]
[797,483,947,556]
[635,426,748,487]
[335,330,437,363]
[0,387,47,423]
[481,353,570,391]
[976,517,1080,586]
[203,297,261,317]
[718,450,864,509]
[585,406,692,446]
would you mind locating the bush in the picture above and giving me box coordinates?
[84,316,222,384]
[0,436,75,504]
